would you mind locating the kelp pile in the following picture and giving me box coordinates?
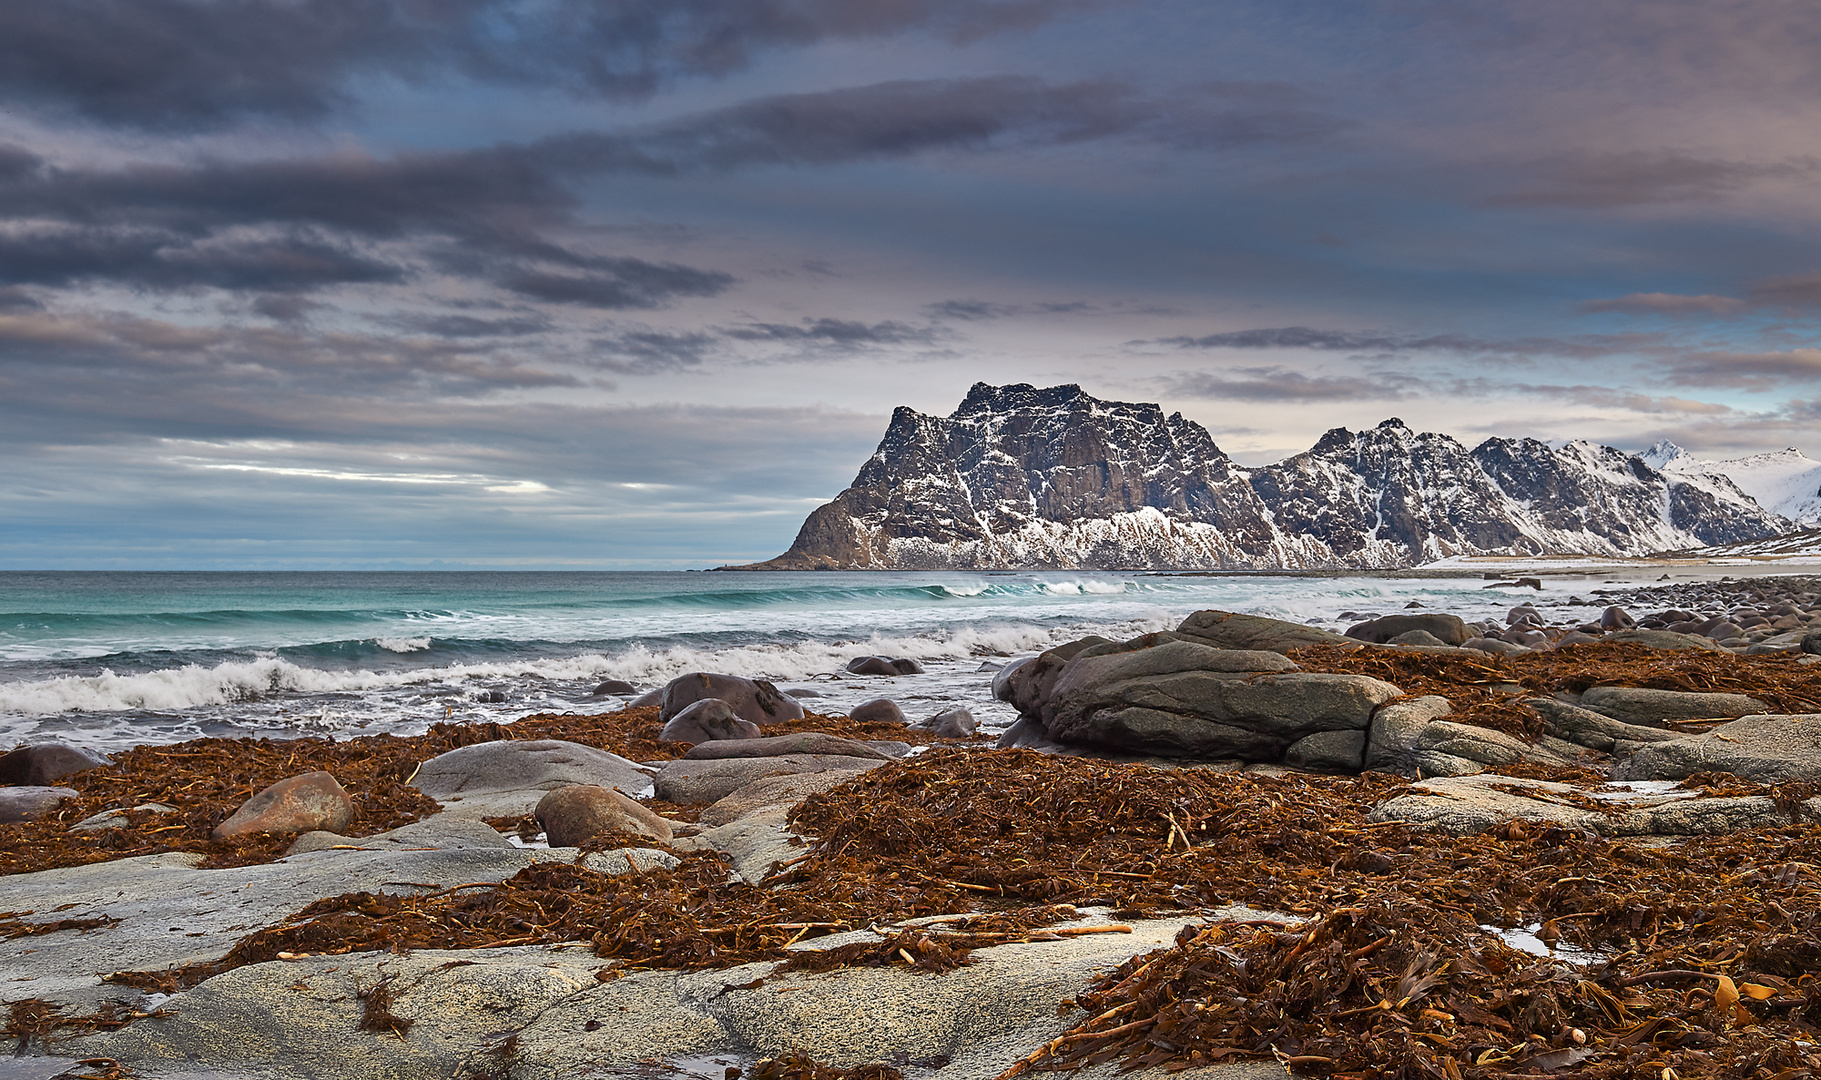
[1291,641,1821,739]
[0,706,943,875]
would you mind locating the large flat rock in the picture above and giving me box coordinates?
[1612,714,1821,783]
[1368,774,1821,836]
[1579,686,1769,726]
[1175,610,1356,654]
[412,739,654,817]
[654,755,885,805]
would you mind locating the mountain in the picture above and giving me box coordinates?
[1646,442,1821,526]
[733,383,1791,570]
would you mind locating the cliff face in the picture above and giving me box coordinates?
[740,383,1789,570]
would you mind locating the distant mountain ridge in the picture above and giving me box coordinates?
[1644,441,1821,527]
[734,382,1792,570]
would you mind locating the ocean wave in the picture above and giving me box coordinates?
[0,616,1175,720]
[375,636,433,653]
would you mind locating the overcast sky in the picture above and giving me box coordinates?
[3,0,1819,569]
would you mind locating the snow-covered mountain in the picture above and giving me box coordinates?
[1646,441,1821,526]
[735,383,1791,570]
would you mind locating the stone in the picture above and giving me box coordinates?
[1412,721,1558,772]
[1803,631,1821,655]
[683,733,891,761]
[413,739,654,818]
[1550,631,1601,648]
[212,771,353,840]
[1600,605,1636,630]
[626,688,665,709]
[659,672,805,727]
[1344,613,1471,646]
[1175,610,1355,653]
[1040,640,1397,760]
[848,698,906,724]
[1613,714,1821,784]
[919,707,978,738]
[590,679,638,696]
[1389,629,1448,647]
[697,770,876,828]
[992,636,1114,715]
[654,755,888,805]
[784,687,824,698]
[1579,686,1769,726]
[657,698,762,744]
[1363,695,1453,774]
[1507,605,1542,626]
[1284,729,1366,772]
[284,816,517,856]
[0,742,110,785]
[70,801,178,833]
[1369,774,1821,836]
[1462,636,1527,656]
[1599,629,1729,653]
[535,785,674,846]
[0,785,79,824]
[844,656,900,676]
[1527,698,1676,753]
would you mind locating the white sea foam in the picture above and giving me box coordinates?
[376,636,432,653]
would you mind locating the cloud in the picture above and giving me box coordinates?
[587,330,721,374]
[1487,151,1816,208]
[924,298,1095,320]
[723,317,943,347]
[1150,326,1657,359]
[0,0,1128,129]
[1577,292,1750,317]
[497,261,734,309]
[1665,349,1821,389]
[1522,383,1735,415]
[1164,367,1421,401]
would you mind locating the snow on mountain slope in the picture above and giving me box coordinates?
[1652,443,1821,525]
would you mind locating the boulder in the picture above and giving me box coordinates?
[1804,632,1821,655]
[535,785,674,846]
[992,637,1114,715]
[1175,610,1355,654]
[1411,721,1561,775]
[0,785,79,824]
[1579,686,1769,726]
[654,755,887,805]
[1363,695,1453,774]
[285,816,518,856]
[0,742,110,785]
[1550,631,1601,649]
[847,698,906,724]
[1389,629,1448,647]
[70,801,178,833]
[412,740,653,817]
[919,707,977,738]
[590,679,639,696]
[657,699,762,744]
[212,771,353,840]
[683,733,891,761]
[1613,714,1821,784]
[1601,606,1636,630]
[1284,729,1367,772]
[845,656,900,676]
[697,770,875,828]
[1462,637,1526,656]
[1527,698,1677,752]
[625,688,665,709]
[1598,629,1728,653]
[1369,774,1821,837]
[1345,614,1470,647]
[784,687,824,698]
[659,672,805,727]
[1040,640,1396,760]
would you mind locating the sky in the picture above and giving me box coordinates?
[4,0,1821,569]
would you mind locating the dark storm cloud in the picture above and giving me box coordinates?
[0,0,1122,129]
[498,262,735,309]
[0,287,44,312]
[0,225,404,292]
[723,318,942,346]
[397,313,552,338]
[1165,367,1419,402]
[1153,326,1658,359]
[924,298,1095,320]
[1487,151,1817,208]
[587,330,721,374]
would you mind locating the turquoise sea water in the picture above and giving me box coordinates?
[0,570,1589,751]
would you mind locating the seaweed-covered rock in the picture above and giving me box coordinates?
[654,755,887,805]
[1612,714,1821,783]
[1597,629,1728,653]
[1363,696,1453,774]
[0,785,79,824]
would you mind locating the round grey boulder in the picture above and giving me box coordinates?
[0,785,79,824]
[535,785,673,846]
[919,707,977,739]
[212,771,353,840]
[1601,606,1636,630]
[591,679,638,696]
[0,742,110,786]
[660,672,805,727]
[658,699,762,744]
[848,698,906,724]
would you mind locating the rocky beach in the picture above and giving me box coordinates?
[4,574,1821,1080]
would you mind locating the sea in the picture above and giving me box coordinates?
[0,569,1613,753]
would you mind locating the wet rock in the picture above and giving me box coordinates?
[783,687,824,698]
[1176,609,1356,653]
[475,689,509,703]
[212,771,353,840]
[1600,606,1636,630]
[0,742,110,786]
[847,698,906,724]
[1345,613,1471,646]
[1284,729,1366,772]
[653,755,887,805]
[0,785,79,824]
[1613,714,1821,784]
[657,699,763,744]
[1040,640,1395,761]
[919,707,977,738]
[535,785,674,846]
[590,679,639,696]
[992,636,1114,715]
[413,739,654,818]
[1579,686,1769,726]
[625,688,664,709]
[683,733,890,761]
[659,672,805,727]
[1803,631,1821,655]
[844,656,900,676]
